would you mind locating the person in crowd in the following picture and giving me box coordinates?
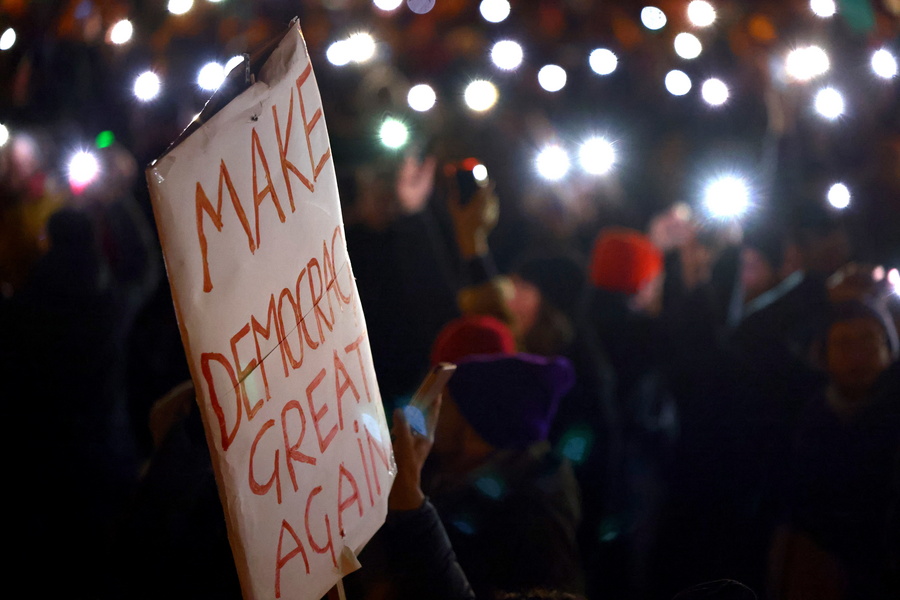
[430,314,519,365]
[423,353,584,598]
[770,299,899,600]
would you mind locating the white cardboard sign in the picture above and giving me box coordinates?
[147,24,393,600]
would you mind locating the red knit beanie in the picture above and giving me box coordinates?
[590,227,664,295]
[430,315,517,366]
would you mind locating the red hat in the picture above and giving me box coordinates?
[590,227,663,295]
[430,315,517,366]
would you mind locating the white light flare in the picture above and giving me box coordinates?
[827,183,850,209]
[68,151,101,190]
[167,0,194,15]
[0,28,16,51]
[374,0,403,11]
[641,7,667,31]
[871,49,898,79]
[687,1,717,27]
[379,117,409,149]
[464,80,499,112]
[480,0,511,24]
[705,176,750,219]
[472,164,489,182]
[197,62,226,91]
[109,20,133,45]
[674,32,702,59]
[578,137,616,175]
[810,0,836,18]
[814,86,844,120]
[536,145,571,181]
[785,46,830,82]
[589,48,618,75]
[491,40,524,71]
[133,71,161,101]
[888,268,900,295]
[0,123,9,147]
[346,32,376,63]
[538,64,567,92]
[407,84,437,112]
[665,70,692,95]
[701,78,729,106]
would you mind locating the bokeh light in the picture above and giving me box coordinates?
[407,0,436,15]
[327,40,352,66]
[701,78,729,106]
[374,0,403,11]
[705,176,750,219]
[589,48,618,75]
[687,1,716,27]
[407,84,437,112]
[109,20,133,45]
[464,80,499,112]
[665,70,692,96]
[810,0,836,18]
[888,268,900,295]
[641,7,667,31]
[95,130,115,149]
[814,87,844,120]
[197,62,226,91]
[785,46,830,81]
[346,32,376,63]
[674,33,702,59]
[827,183,850,209]
[480,0,511,23]
[472,164,489,182]
[0,123,9,147]
[0,28,15,51]
[871,49,898,79]
[536,145,570,181]
[578,137,616,175]
[491,40,524,71]
[538,65,567,92]
[68,151,101,189]
[167,0,194,15]
[379,117,409,149]
[133,71,161,101]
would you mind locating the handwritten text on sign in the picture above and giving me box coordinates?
[147,25,393,600]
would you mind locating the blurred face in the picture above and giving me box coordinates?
[508,276,542,335]
[741,247,777,303]
[826,317,891,399]
[803,230,850,276]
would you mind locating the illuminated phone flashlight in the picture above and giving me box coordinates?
[871,49,897,79]
[814,87,844,120]
[133,71,161,101]
[674,33,702,60]
[0,123,9,147]
[379,117,409,149]
[0,27,15,51]
[687,1,716,27]
[109,20,133,45]
[374,0,403,12]
[785,46,830,82]
[167,0,193,15]
[407,84,437,112]
[578,137,615,176]
[641,7,667,31]
[827,183,850,209]
[464,80,499,112]
[68,150,101,193]
[491,40,524,71]
[701,78,729,106]
[704,176,750,219]
[536,145,571,181]
[888,268,900,296]
[589,48,617,76]
[538,65,567,92]
[197,62,226,91]
[480,0,511,23]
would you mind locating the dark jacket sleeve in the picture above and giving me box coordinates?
[383,500,477,600]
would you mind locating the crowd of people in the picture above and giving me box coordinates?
[2,3,899,600]
[2,124,897,599]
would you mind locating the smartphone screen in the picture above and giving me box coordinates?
[402,363,456,437]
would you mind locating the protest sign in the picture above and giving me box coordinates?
[147,23,394,600]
